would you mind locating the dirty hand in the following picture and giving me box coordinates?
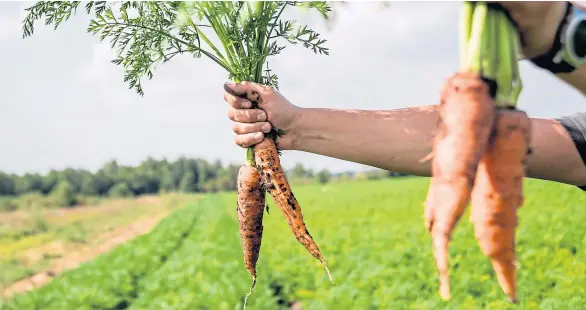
[223,81,301,150]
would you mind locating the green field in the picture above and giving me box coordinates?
[2,177,585,309]
[0,195,189,288]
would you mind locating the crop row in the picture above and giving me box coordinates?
[1,199,200,310]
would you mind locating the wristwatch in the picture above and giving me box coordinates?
[530,2,586,74]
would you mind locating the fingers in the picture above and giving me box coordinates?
[223,80,275,149]
[235,132,265,148]
[232,121,272,135]
[231,117,271,148]
[223,81,262,103]
[224,92,253,109]
[227,107,267,123]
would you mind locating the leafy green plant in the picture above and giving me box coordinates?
[108,182,133,198]
[51,181,77,207]
[22,1,333,159]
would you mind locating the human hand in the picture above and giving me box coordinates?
[223,81,301,150]
[497,1,569,58]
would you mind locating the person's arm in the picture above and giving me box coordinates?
[290,105,586,187]
[224,82,586,187]
[223,1,586,189]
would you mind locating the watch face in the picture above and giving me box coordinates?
[574,19,586,58]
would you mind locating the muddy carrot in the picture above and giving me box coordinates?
[470,108,531,302]
[424,71,495,300]
[236,162,266,308]
[254,137,333,283]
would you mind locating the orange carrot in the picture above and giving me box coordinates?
[424,71,495,300]
[254,137,333,283]
[470,107,531,302]
[236,165,266,306]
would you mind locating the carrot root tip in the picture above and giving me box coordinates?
[243,276,256,310]
[321,259,334,284]
[440,292,452,301]
[439,271,451,301]
[440,283,451,301]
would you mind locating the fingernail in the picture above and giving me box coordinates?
[225,82,235,87]
[242,101,252,108]
[261,123,271,133]
[254,132,263,140]
[257,112,266,121]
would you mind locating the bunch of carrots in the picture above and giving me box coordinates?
[423,1,530,303]
[236,135,334,307]
[210,2,336,308]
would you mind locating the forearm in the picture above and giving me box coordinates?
[290,105,586,186]
[290,106,438,177]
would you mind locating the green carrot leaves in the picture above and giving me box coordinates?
[22,1,332,95]
[460,2,522,107]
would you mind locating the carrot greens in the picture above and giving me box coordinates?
[461,1,522,107]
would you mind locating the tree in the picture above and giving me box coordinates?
[159,167,175,193]
[289,163,309,180]
[101,160,120,178]
[316,169,331,184]
[108,182,133,198]
[92,172,115,196]
[179,171,198,193]
[130,173,160,195]
[52,180,77,207]
[0,173,15,196]
[14,173,44,194]
[41,170,60,195]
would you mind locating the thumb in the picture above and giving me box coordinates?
[223,81,262,104]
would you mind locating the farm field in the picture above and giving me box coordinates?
[1,177,586,309]
[0,194,197,296]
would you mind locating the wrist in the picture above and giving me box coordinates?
[529,2,586,74]
[285,107,331,151]
[527,3,569,58]
[279,105,306,151]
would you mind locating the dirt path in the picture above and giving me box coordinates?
[1,209,170,299]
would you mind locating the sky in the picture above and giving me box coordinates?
[0,1,585,176]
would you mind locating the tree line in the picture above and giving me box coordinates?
[0,157,408,209]
[0,157,242,199]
